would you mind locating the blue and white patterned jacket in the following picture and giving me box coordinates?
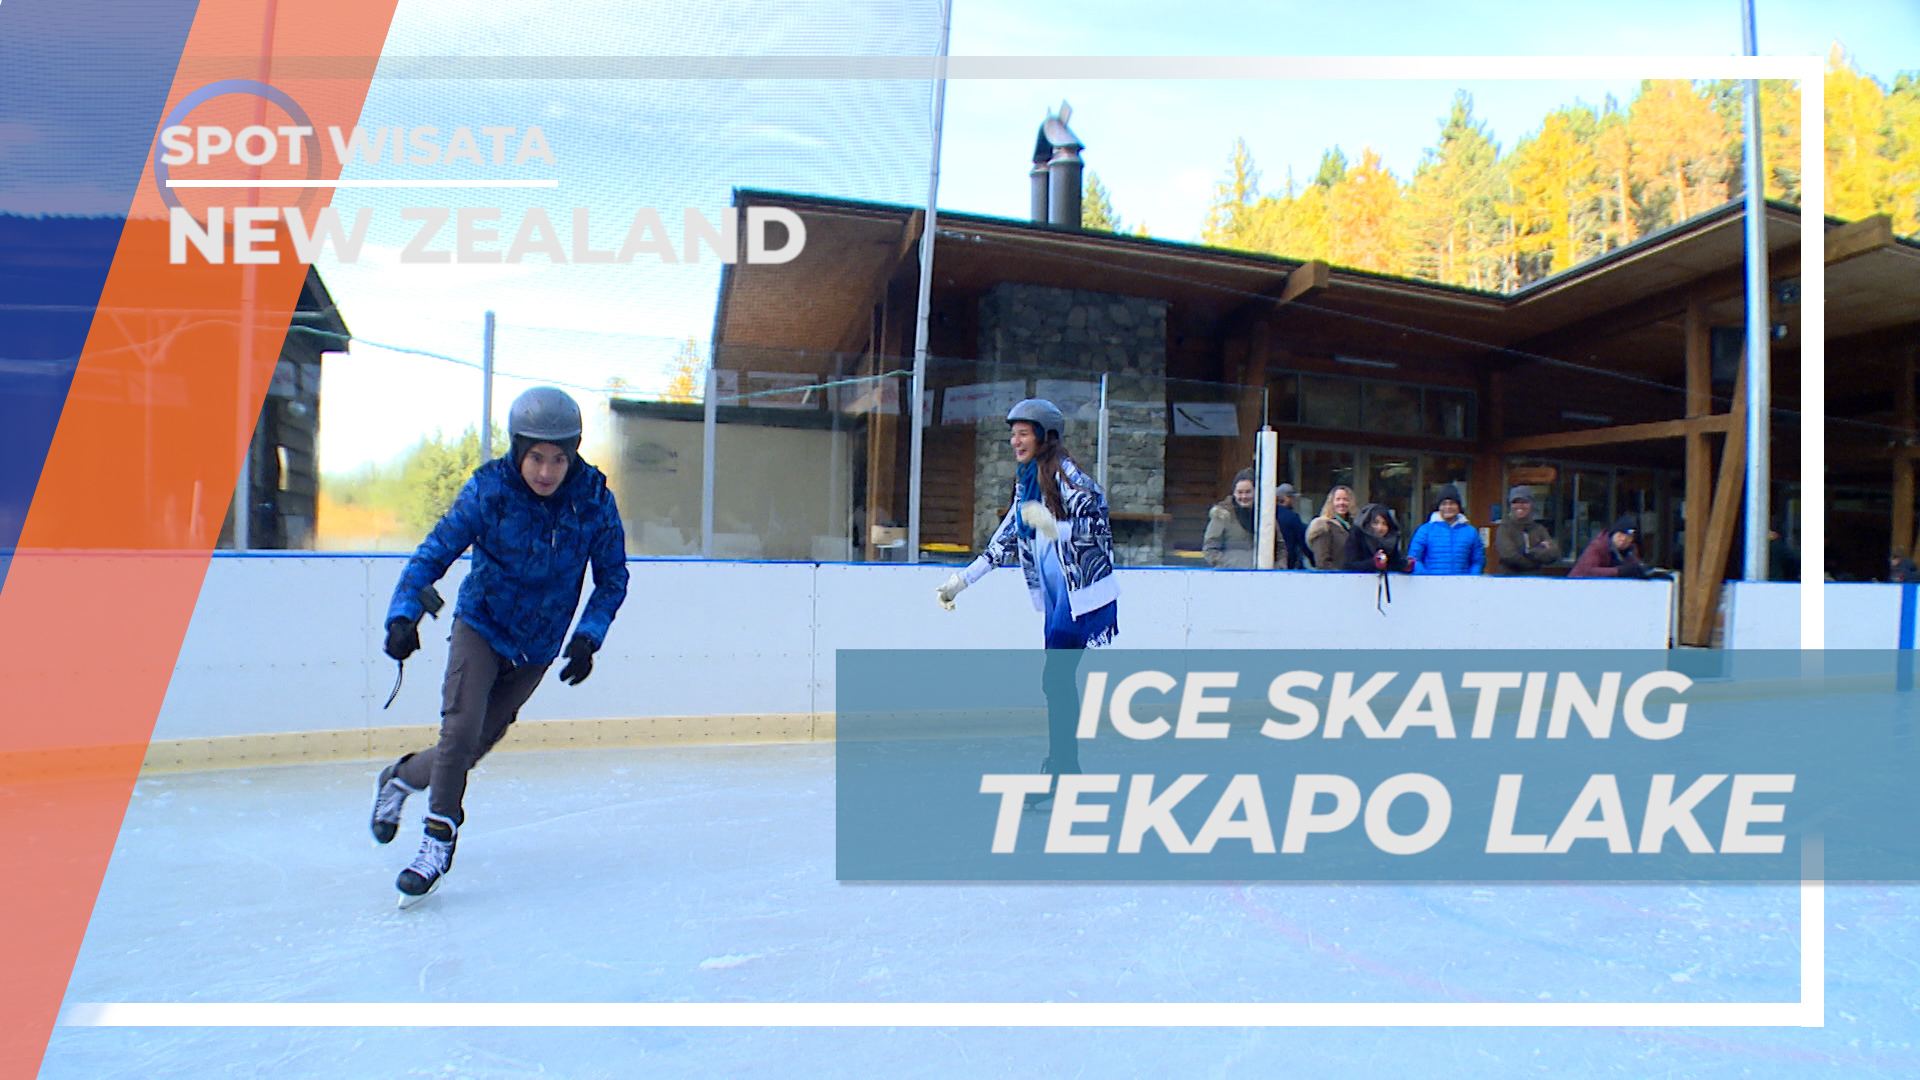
[961,456,1119,618]
[386,456,629,667]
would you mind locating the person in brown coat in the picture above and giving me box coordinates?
[1305,484,1354,571]
[1202,469,1257,569]
[1492,486,1559,574]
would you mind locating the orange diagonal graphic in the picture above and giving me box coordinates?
[0,2,400,1075]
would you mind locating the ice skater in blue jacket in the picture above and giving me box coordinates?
[1407,484,1485,576]
[368,386,629,903]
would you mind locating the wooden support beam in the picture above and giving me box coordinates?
[1683,297,1711,616]
[1895,345,1915,558]
[1500,414,1733,454]
[1278,260,1330,305]
[1222,260,1330,334]
[1223,322,1271,494]
[832,210,924,355]
[1476,369,1507,574]
[1683,363,1747,647]
[1826,213,1894,266]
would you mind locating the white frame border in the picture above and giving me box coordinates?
[63,52,1828,1031]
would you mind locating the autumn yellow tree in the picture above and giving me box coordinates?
[1195,46,1914,295]
[662,337,704,403]
[1627,80,1732,230]
[1326,148,1403,273]
[1499,107,1607,278]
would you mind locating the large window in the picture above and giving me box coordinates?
[1278,369,1475,440]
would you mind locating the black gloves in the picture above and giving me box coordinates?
[558,633,598,685]
[384,617,420,661]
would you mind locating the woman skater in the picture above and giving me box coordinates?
[934,399,1119,808]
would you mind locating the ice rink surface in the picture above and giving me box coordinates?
[42,743,1920,1078]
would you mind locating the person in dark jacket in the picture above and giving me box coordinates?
[1407,483,1484,575]
[1274,483,1315,569]
[1890,552,1919,583]
[1570,514,1648,578]
[369,386,629,905]
[1343,503,1410,573]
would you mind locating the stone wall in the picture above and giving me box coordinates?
[971,283,1168,564]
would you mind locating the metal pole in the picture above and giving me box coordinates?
[701,363,717,558]
[1256,428,1279,569]
[1096,372,1110,490]
[232,0,277,551]
[1740,0,1772,581]
[236,266,254,552]
[480,310,495,462]
[905,0,952,566]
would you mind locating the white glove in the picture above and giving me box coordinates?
[935,573,968,611]
[1019,501,1059,541]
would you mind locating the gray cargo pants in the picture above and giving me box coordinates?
[394,618,550,825]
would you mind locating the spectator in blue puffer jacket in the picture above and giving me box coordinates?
[368,386,629,905]
[1407,484,1485,576]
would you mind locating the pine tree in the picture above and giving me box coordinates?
[1887,74,1920,236]
[1592,98,1636,253]
[399,425,495,533]
[1312,147,1349,189]
[1402,91,1506,286]
[1202,138,1260,246]
[1082,170,1123,231]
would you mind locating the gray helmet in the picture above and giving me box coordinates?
[508,386,582,442]
[1006,398,1064,441]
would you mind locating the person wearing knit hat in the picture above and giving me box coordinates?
[369,386,629,907]
[1570,514,1648,578]
[1492,485,1560,575]
[1407,483,1484,575]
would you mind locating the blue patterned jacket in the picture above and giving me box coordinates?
[386,456,629,666]
[963,456,1119,619]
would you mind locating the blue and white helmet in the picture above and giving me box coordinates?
[1006,398,1065,441]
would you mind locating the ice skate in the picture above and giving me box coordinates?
[1024,758,1079,812]
[396,813,457,908]
[369,755,417,845]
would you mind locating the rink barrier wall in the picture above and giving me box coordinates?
[119,555,1878,773]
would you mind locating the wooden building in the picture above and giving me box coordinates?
[0,214,347,551]
[696,188,1914,645]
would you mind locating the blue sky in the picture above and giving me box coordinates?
[305,0,1920,471]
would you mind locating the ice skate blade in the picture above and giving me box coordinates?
[396,882,440,910]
